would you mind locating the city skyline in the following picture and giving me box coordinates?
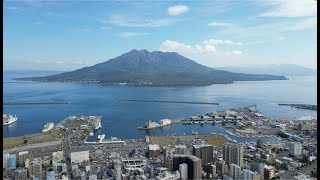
[4,0,317,70]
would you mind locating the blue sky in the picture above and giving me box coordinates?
[4,0,317,70]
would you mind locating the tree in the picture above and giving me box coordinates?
[23,139,28,144]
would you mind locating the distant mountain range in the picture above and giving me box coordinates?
[15,49,287,86]
[216,64,316,76]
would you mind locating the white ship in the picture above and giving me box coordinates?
[97,134,105,140]
[42,122,54,132]
[94,120,102,131]
[192,131,198,135]
[3,114,18,126]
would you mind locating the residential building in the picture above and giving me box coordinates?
[223,143,244,167]
[289,142,302,157]
[193,144,214,165]
[173,154,202,179]
[230,163,241,180]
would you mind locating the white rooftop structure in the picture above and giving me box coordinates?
[149,144,160,151]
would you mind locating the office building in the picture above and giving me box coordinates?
[289,142,302,157]
[243,169,260,180]
[223,144,244,167]
[193,144,214,165]
[173,155,202,179]
[179,163,188,180]
[70,150,89,164]
[230,163,241,180]
[148,144,160,158]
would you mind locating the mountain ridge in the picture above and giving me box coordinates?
[15,49,288,86]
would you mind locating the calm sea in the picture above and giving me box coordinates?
[3,71,317,141]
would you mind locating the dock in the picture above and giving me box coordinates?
[120,99,219,105]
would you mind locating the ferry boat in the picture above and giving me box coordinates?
[42,122,54,132]
[3,114,18,126]
[192,131,198,135]
[97,134,105,140]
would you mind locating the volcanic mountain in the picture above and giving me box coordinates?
[16,49,287,86]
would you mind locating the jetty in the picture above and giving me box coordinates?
[120,99,219,105]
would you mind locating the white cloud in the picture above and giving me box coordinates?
[97,15,176,28]
[119,32,150,37]
[203,39,242,46]
[56,61,64,65]
[232,50,243,55]
[168,5,189,16]
[160,39,243,55]
[284,17,317,31]
[208,22,233,27]
[260,0,317,18]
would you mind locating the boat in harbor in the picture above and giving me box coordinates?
[97,134,105,140]
[89,132,94,136]
[42,122,54,132]
[3,114,18,126]
[192,131,198,135]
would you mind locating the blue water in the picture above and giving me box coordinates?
[3,71,317,143]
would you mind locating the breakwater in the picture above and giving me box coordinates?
[279,103,317,110]
[120,99,219,105]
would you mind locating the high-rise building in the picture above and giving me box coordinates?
[230,163,241,180]
[264,165,275,180]
[217,160,226,176]
[256,139,264,149]
[174,145,188,155]
[114,159,122,180]
[18,151,30,167]
[179,163,188,180]
[223,144,244,167]
[8,154,17,169]
[46,171,56,180]
[243,169,261,180]
[3,153,9,169]
[289,142,302,156]
[28,160,42,179]
[258,163,265,180]
[173,155,202,179]
[163,147,174,170]
[205,164,217,178]
[193,144,214,165]
[148,144,160,158]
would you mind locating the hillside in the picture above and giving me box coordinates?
[15,50,287,86]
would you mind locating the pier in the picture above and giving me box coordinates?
[120,99,219,105]
[4,101,69,105]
